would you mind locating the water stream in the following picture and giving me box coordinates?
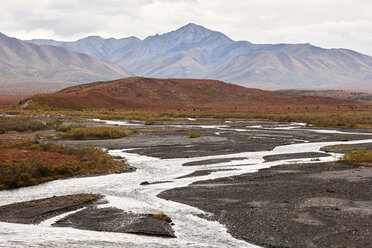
[0,121,371,247]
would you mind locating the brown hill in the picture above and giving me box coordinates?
[0,95,25,109]
[28,77,358,112]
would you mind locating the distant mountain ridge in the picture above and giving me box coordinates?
[27,23,372,90]
[0,32,132,94]
[276,89,372,101]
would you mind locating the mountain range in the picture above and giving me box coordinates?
[1,23,371,94]
[28,23,372,91]
[0,32,131,94]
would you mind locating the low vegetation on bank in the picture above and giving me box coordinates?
[0,140,130,189]
[188,132,201,138]
[150,213,172,223]
[57,127,137,140]
[340,150,372,166]
[2,107,372,129]
[0,116,47,133]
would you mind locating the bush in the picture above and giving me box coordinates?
[189,132,201,138]
[47,119,63,128]
[56,124,86,132]
[145,119,155,125]
[0,116,47,133]
[56,125,71,132]
[150,213,172,223]
[57,127,129,140]
[0,141,130,189]
[0,159,53,188]
[340,150,372,166]
[34,132,41,139]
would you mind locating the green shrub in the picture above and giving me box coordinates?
[56,124,86,132]
[0,116,47,133]
[189,132,201,138]
[145,119,155,125]
[150,213,172,223]
[56,125,71,132]
[340,150,372,166]
[34,132,41,139]
[57,127,129,140]
[0,159,53,188]
[0,141,129,189]
[47,119,63,128]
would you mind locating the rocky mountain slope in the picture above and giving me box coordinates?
[0,32,131,94]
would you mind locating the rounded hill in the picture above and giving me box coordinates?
[28,77,357,112]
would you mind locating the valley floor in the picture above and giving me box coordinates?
[0,117,371,247]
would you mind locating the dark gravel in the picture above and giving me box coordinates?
[54,207,176,238]
[159,162,372,248]
[0,194,102,224]
[263,152,331,162]
[176,169,236,179]
[55,125,370,159]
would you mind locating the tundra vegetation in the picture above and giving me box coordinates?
[340,150,372,166]
[57,127,137,140]
[188,132,201,138]
[0,140,130,189]
[150,213,173,223]
[2,109,371,129]
[0,116,47,133]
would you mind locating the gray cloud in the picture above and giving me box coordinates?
[1,0,372,55]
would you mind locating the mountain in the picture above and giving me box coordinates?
[27,77,356,112]
[0,32,132,94]
[27,23,372,91]
[29,35,140,62]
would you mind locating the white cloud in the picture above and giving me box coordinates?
[0,0,372,55]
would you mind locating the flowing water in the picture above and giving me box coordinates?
[1,121,371,248]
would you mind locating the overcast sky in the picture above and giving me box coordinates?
[1,0,372,55]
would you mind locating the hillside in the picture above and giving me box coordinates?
[0,32,131,94]
[27,77,357,112]
[28,23,372,91]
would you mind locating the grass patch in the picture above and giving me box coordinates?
[55,123,85,132]
[340,150,372,166]
[57,127,134,140]
[144,119,155,125]
[188,132,201,138]
[0,140,130,189]
[0,116,47,133]
[150,213,172,223]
